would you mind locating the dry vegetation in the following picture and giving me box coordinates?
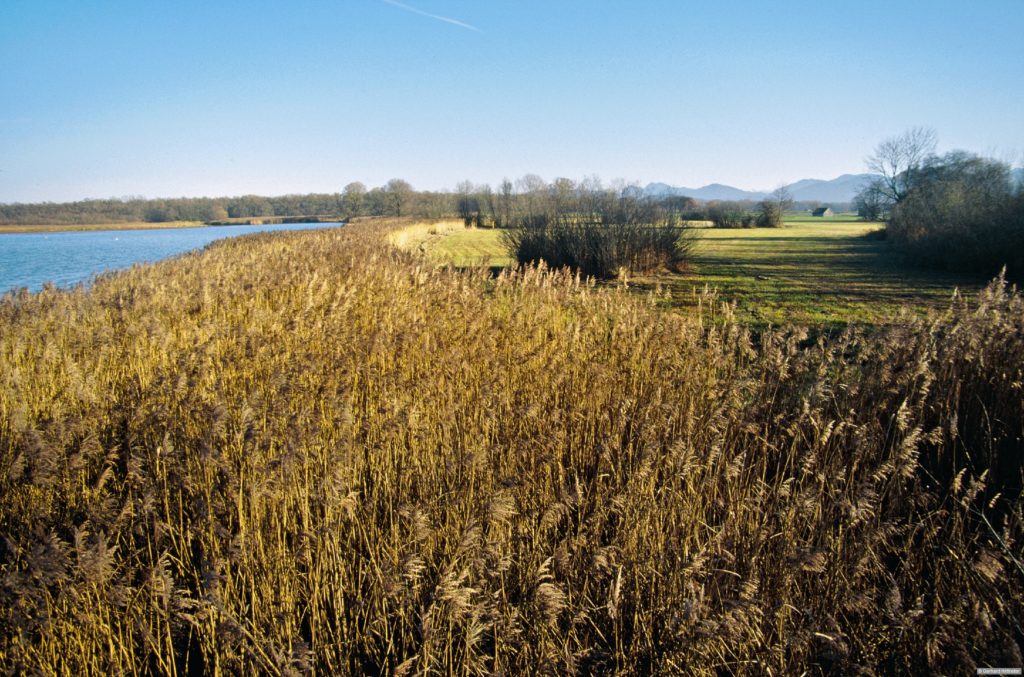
[1,217,1022,674]
[386,219,467,252]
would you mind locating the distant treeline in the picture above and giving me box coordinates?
[1,176,847,226]
[447,177,846,228]
[0,180,449,226]
[0,194,342,225]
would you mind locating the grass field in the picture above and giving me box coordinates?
[660,220,986,327]
[413,218,987,327]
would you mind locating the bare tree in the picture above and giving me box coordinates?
[498,178,514,227]
[757,186,793,228]
[550,178,576,216]
[866,127,938,204]
[456,180,479,225]
[480,184,497,227]
[342,181,367,217]
[516,174,546,219]
[385,178,414,217]
[853,186,887,221]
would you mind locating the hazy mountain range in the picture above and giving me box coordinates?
[646,168,1024,204]
[644,173,877,203]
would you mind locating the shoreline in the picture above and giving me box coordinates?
[0,215,346,234]
[0,221,207,234]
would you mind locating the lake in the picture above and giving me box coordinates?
[0,222,343,294]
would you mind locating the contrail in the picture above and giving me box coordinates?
[380,0,482,32]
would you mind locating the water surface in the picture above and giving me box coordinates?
[0,222,343,294]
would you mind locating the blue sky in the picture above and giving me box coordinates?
[1,0,1022,202]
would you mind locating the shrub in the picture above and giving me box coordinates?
[503,216,693,278]
[887,152,1024,279]
[706,201,757,228]
[502,199,695,279]
[755,204,783,228]
[756,188,792,228]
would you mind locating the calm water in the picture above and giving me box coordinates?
[0,222,343,294]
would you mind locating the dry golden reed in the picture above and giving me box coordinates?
[1,217,1022,674]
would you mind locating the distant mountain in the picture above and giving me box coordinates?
[645,173,877,204]
[644,182,765,202]
[784,173,875,202]
[1012,167,1024,187]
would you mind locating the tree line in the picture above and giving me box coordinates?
[2,176,804,228]
[0,180,451,226]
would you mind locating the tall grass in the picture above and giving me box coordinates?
[1,218,1022,674]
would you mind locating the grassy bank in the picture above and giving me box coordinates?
[392,223,515,267]
[385,218,467,251]
[206,215,345,226]
[1,218,1021,673]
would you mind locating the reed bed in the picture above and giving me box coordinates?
[0,218,1021,674]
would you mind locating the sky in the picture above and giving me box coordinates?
[1,0,1023,203]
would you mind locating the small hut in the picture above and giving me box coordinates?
[812,207,834,217]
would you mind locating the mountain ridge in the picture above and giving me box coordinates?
[645,173,877,203]
[649,168,1023,203]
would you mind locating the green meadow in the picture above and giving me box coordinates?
[420,216,987,327]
